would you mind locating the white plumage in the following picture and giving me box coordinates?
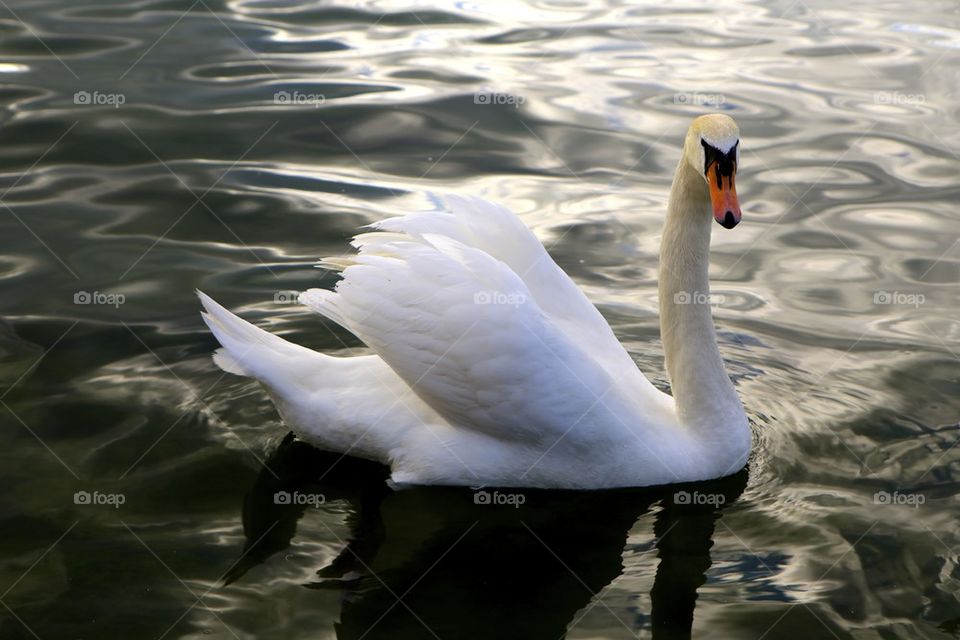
[200,115,752,489]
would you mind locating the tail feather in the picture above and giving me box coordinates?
[197,290,319,389]
[212,348,247,376]
[197,290,436,465]
[298,288,351,332]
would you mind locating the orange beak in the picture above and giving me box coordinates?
[707,161,741,229]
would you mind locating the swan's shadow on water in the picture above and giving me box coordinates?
[228,433,748,640]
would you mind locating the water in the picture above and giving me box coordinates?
[0,0,958,638]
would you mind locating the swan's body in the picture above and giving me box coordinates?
[200,114,751,489]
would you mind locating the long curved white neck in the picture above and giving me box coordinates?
[658,157,746,446]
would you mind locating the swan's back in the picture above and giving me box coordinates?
[302,196,673,432]
[365,198,661,387]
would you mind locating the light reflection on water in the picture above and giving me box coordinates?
[0,0,958,638]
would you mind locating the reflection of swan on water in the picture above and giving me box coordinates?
[226,434,748,639]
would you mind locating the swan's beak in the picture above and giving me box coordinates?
[708,164,741,229]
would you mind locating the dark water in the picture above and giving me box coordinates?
[1,0,959,638]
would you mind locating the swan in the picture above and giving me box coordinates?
[199,113,751,490]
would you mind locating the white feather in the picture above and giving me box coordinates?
[200,156,751,488]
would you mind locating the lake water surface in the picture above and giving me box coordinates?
[1,0,959,638]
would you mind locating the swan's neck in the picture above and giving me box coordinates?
[658,158,748,452]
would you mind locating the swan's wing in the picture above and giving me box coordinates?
[301,228,663,444]
[369,195,661,396]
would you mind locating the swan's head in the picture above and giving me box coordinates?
[684,114,741,229]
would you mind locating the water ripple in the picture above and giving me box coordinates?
[0,0,957,637]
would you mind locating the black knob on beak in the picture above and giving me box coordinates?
[720,210,739,229]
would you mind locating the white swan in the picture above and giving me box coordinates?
[199,114,750,489]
